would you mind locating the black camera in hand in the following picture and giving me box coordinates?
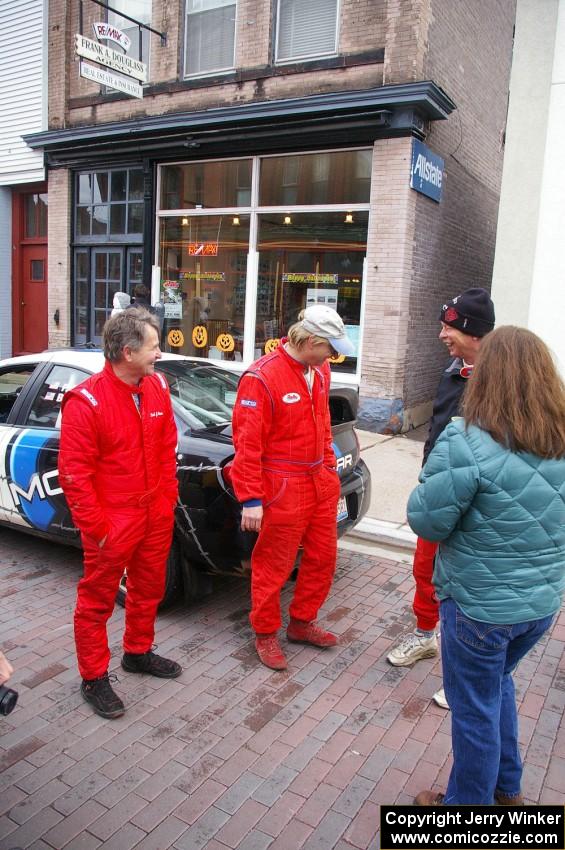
[0,684,18,716]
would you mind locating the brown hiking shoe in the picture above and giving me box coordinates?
[495,790,524,805]
[255,634,288,670]
[287,619,337,647]
[414,790,445,805]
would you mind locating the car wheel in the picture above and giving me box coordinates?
[115,534,184,610]
[181,554,214,605]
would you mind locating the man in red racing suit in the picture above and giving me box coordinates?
[59,309,181,719]
[228,305,355,670]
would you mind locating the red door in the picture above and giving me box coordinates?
[12,185,48,355]
[21,244,48,351]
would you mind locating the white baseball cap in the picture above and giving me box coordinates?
[301,305,356,357]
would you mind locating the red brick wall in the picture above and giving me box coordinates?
[361,137,415,402]
[383,0,431,84]
[58,0,387,128]
[341,0,388,54]
[402,0,515,414]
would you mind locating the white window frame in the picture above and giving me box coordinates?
[274,0,340,65]
[183,0,238,79]
[154,148,371,387]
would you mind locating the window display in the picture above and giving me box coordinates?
[158,215,250,359]
[157,149,371,378]
[255,212,367,373]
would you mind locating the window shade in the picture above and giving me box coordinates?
[185,3,236,75]
[277,0,338,61]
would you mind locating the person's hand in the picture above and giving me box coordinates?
[0,651,13,686]
[241,505,263,533]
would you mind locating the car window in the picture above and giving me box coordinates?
[0,366,36,423]
[25,365,90,429]
[158,363,239,429]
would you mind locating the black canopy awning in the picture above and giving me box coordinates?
[25,81,455,167]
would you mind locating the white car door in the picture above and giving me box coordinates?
[1,363,90,538]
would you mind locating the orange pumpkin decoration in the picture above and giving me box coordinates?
[264,338,281,354]
[167,328,185,348]
[216,332,235,353]
[192,325,208,348]
[328,352,346,364]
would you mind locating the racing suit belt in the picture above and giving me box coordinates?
[261,457,324,476]
[99,480,163,508]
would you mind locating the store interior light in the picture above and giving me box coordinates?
[181,217,189,226]
[284,215,292,225]
[345,212,354,223]
[232,215,240,225]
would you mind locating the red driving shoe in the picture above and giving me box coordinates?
[287,619,337,647]
[414,790,444,805]
[255,634,288,670]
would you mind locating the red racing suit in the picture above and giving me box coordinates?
[59,361,178,680]
[228,343,340,634]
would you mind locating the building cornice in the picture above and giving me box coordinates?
[25,81,456,167]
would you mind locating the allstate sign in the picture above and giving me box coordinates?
[410,139,444,203]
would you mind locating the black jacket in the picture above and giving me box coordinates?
[128,296,155,314]
[422,358,469,465]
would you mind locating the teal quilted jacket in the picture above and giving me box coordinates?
[407,419,565,623]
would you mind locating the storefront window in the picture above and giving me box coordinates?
[94,249,123,337]
[255,212,367,373]
[75,169,144,240]
[158,215,250,359]
[160,159,252,210]
[157,150,371,378]
[260,150,371,206]
[73,168,145,345]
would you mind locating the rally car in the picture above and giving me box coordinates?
[0,349,371,606]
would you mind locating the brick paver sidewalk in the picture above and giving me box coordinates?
[1,529,564,850]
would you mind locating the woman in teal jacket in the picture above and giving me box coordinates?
[407,326,565,805]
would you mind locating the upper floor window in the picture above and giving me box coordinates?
[276,0,339,63]
[75,169,144,241]
[108,0,152,66]
[184,0,236,77]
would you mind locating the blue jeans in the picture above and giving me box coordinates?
[440,598,554,804]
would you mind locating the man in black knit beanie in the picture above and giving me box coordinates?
[387,288,495,710]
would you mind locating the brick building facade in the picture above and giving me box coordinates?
[27,0,516,431]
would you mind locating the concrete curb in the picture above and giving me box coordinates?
[348,516,417,552]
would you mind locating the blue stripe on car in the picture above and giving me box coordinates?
[9,430,56,531]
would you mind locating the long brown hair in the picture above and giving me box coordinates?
[462,326,565,458]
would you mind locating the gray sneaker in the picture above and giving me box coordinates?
[387,632,438,666]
